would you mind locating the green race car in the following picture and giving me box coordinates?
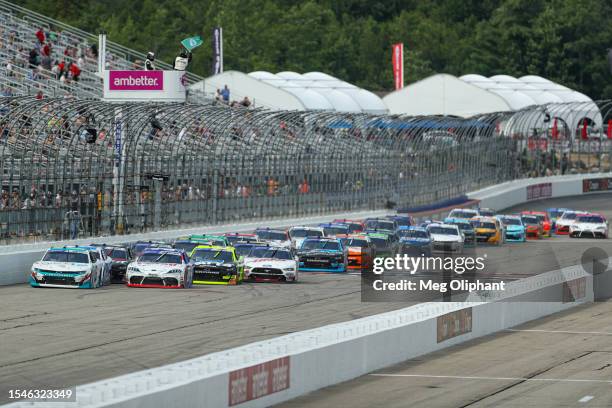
[189,245,244,285]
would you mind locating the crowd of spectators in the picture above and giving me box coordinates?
[214,84,253,108]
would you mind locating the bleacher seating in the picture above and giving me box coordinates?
[0,0,204,100]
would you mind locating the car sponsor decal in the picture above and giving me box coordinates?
[229,356,290,406]
[583,177,612,193]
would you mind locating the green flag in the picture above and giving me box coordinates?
[181,35,203,52]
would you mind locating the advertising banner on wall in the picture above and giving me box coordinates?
[103,70,186,102]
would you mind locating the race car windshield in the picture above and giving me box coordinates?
[534,214,547,222]
[549,210,565,218]
[256,231,287,241]
[449,210,477,219]
[290,229,323,238]
[104,248,128,259]
[341,238,369,248]
[577,216,605,223]
[139,253,182,264]
[391,218,411,227]
[428,227,459,235]
[399,230,428,238]
[365,221,395,230]
[471,221,496,229]
[479,210,495,216]
[323,226,348,236]
[301,240,340,251]
[453,223,473,231]
[233,244,255,257]
[561,213,580,220]
[43,251,89,263]
[369,237,388,247]
[522,216,539,225]
[173,242,199,253]
[345,223,363,232]
[133,243,151,253]
[225,235,257,244]
[248,247,292,260]
[191,249,234,263]
[501,218,522,226]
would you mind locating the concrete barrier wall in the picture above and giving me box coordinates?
[4,272,592,408]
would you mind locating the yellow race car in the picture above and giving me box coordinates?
[189,245,244,285]
[470,216,503,245]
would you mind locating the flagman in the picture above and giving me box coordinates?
[173,48,192,71]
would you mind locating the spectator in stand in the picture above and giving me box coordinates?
[0,190,8,210]
[6,57,15,77]
[240,96,251,108]
[35,91,44,100]
[215,89,222,102]
[35,28,45,44]
[144,52,155,70]
[561,153,569,175]
[298,178,310,194]
[173,49,192,71]
[221,85,230,103]
[28,48,39,69]
[69,62,81,82]
[42,42,51,57]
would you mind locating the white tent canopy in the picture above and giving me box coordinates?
[383,73,598,120]
[190,70,388,114]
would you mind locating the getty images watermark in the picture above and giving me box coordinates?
[362,243,612,303]
[368,254,506,294]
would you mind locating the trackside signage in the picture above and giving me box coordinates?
[229,356,290,406]
[437,308,472,343]
[109,70,164,91]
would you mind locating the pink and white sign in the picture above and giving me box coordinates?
[108,70,164,91]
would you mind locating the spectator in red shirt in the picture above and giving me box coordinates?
[35,28,45,44]
[35,91,44,100]
[69,62,81,81]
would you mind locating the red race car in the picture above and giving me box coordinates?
[522,211,551,237]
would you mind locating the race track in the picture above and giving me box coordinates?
[1,193,611,403]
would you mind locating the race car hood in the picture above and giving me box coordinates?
[429,233,462,243]
[128,262,182,274]
[32,261,90,273]
[298,249,342,256]
[262,239,291,248]
[556,218,579,226]
[192,259,236,268]
[505,225,525,232]
[572,222,606,230]
[400,237,430,245]
[245,258,295,269]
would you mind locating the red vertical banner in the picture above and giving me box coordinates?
[607,119,612,140]
[581,118,588,140]
[551,118,559,140]
[392,43,404,90]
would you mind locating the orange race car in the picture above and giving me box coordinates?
[522,211,551,237]
[521,213,544,239]
[336,234,375,269]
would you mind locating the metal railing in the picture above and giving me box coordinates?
[0,97,529,244]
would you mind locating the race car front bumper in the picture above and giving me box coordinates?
[29,271,93,288]
[127,275,183,288]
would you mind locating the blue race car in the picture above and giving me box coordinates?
[547,208,572,231]
[319,223,350,237]
[444,217,476,246]
[386,215,413,227]
[397,226,432,256]
[497,215,526,242]
[297,237,348,272]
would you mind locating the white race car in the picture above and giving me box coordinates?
[254,228,291,248]
[244,246,298,282]
[126,248,193,288]
[288,226,325,250]
[569,213,608,238]
[447,208,479,220]
[555,210,588,235]
[426,223,464,253]
[30,246,108,288]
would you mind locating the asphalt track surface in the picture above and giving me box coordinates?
[1,193,611,404]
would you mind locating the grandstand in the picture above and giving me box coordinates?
[0,0,203,100]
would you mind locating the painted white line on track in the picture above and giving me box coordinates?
[507,329,612,336]
[579,395,594,403]
[369,374,612,384]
